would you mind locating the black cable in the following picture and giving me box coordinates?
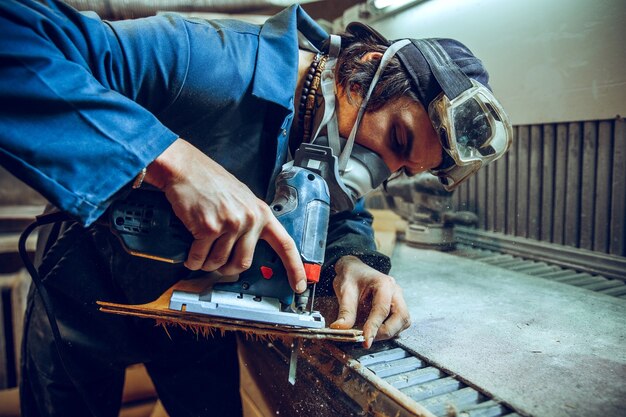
[19,211,104,417]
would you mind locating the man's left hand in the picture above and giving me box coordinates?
[329,255,411,348]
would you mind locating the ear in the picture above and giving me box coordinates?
[360,51,384,63]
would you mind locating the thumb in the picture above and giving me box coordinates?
[330,282,359,329]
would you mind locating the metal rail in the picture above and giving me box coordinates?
[455,227,626,282]
[452,241,626,299]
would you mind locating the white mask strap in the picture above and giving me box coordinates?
[312,35,342,156]
[338,39,411,171]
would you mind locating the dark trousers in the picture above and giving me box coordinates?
[19,221,242,417]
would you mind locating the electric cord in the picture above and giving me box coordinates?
[19,211,104,417]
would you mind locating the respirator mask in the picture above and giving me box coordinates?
[294,36,411,213]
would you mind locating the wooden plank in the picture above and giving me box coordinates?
[121,364,157,404]
[528,125,543,240]
[459,176,468,213]
[149,401,169,417]
[553,123,568,245]
[455,180,466,212]
[0,205,45,234]
[516,126,530,238]
[467,165,478,219]
[467,168,482,227]
[0,387,19,417]
[495,154,508,234]
[10,270,30,382]
[564,123,582,247]
[541,124,556,243]
[506,127,518,235]
[119,402,157,417]
[579,121,597,250]
[239,345,275,417]
[610,117,626,256]
[476,161,488,229]
[593,120,613,253]
[468,169,477,214]
[486,162,496,231]
[0,232,37,255]
[452,182,461,212]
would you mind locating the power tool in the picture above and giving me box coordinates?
[107,143,334,329]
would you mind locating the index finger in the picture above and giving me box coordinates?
[377,291,411,340]
[261,216,307,293]
[362,286,393,348]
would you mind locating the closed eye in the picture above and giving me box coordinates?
[391,126,411,159]
[391,127,403,154]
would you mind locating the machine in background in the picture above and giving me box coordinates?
[377,172,478,250]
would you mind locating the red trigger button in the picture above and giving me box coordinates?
[260,266,273,279]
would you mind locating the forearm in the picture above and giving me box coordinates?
[0,0,186,225]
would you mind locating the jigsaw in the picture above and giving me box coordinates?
[107,143,336,329]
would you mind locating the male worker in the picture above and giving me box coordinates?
[0,0,511,416]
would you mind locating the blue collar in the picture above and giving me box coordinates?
[252,5,329,111]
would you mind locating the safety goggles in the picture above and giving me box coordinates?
[428,79,512,190]
[392,38,512,191]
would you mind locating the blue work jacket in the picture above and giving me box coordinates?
[0,0,390,282]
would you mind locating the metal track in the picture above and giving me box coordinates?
[341,341,522,417]
[455,227,626,281]
[452,245,626,299]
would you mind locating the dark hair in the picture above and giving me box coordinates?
[336,27,419,112]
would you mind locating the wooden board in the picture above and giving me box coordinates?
[98,278,364,343]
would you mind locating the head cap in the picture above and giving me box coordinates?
[346,22,490,108]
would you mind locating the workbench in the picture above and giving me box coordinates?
[239,242,626,417]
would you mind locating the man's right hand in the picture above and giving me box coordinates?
[144,138,308,294]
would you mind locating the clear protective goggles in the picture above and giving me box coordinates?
[401,38,512,191]
[428,79,512,190]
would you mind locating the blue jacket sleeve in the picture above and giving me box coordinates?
[318,199,391,295]
[0,0,187,225]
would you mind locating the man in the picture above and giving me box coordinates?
[0,0,511,416]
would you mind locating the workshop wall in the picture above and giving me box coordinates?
[453,117,626,258]
[366,0,626,126]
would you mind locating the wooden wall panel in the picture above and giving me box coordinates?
[579,122,597,250]
[516,126,530,238]
[610,118,626,256]
[477,157,488,229]
[552,124,568,245]
[506,127,518,235]
[486,162,496,231]
[541,125,556,242]
[452,117,625,258]
[528,126,543,240]
[594,121,613,253]
[469,166,478,221]
[564,123,582,247]
[495,154,508,233]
